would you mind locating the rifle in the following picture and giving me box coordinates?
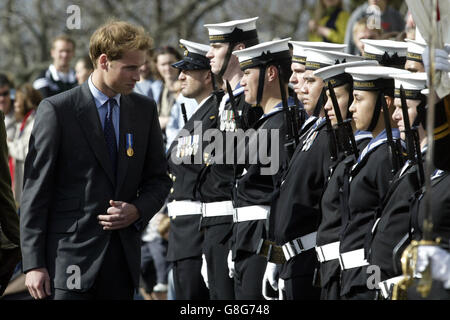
[380,92,403,177]
[277,66,299,159]
[180,103,188,125]
[321,88,338,162]
[399,85,425,188]
[327,81,359,162]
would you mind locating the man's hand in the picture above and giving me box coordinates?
[98,200,140,230]
[25,268,51,299]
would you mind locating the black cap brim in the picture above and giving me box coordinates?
[172,60,209,71]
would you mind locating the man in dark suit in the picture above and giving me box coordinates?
[20,21,171,300]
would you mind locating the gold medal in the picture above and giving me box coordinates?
[126,133,134,157]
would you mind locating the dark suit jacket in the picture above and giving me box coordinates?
[20,82,171,292]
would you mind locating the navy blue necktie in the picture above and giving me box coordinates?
[104,98,117,175]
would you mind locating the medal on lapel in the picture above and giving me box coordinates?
[176,137,182,158]
[220,110,226,131]
[180,137,186,158]
[126,133,134,157]
[187,135,193,156]
[193,135,199,156]
[225,110,230,131]
[230,110,236,131]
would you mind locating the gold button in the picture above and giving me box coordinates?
[170,188,174,193]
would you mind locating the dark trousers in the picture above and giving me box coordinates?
[203,225,235,300]
[50,231,135,300]
[284,274,321,300]
[173,256,209,300]
[320,276,341,300]
[341,286,377,300]
[234,251,266,300]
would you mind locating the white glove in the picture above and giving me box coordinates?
[201,254,209,289]
[227,250,236,279]
[262,262,280,300]
[278,278,286,300]
[416,245,450,289]
[423,45,450,75]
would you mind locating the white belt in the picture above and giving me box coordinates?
[315,241,340,263]
[167,200,202,217]
[233,205,270,223]
[282,232,317,262]
[338,248,369,270]
[379,276,404,299]
[202,201,234,218]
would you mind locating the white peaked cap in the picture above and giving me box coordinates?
[390,72,427,91]
[179,39,210,56]
[290,41,346,59]
[313,60,379,80]
[304,48,366,70]
[345,65,409,81]
[204,17,258,36]
[232,38,291,65]
[361,39,408,57]
[405,38,426,59]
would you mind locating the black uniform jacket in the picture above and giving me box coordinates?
[197,88,262,230]
[433,96,450,171]
[270,118,332,279]
[340,140,400,295]
[231,108,288,258]
[415,171,450,244]
[368,158,424,281]
[166,92,223,262]
[317,133,372,287]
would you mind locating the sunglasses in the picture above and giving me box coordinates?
[0,90,10,97]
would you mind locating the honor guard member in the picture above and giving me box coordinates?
[338,66,408,300]
[425,44,450,171]
[33,35,78,98]
[404,28,426,73]
[289,41,347,129]
[407,102,450,299]
[197,17,260,300]
[407,109,450,299]
[361,39,408,69]
[313,60,378,300]
[261,49,364,300]
[367,72,428,299]
[229,38,296,299]
[166,39,223,300]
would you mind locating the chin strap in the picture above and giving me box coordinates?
[254,65,268,108]
[218,42,235,78]
[366,91,383,132]
[312,88,327,118]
